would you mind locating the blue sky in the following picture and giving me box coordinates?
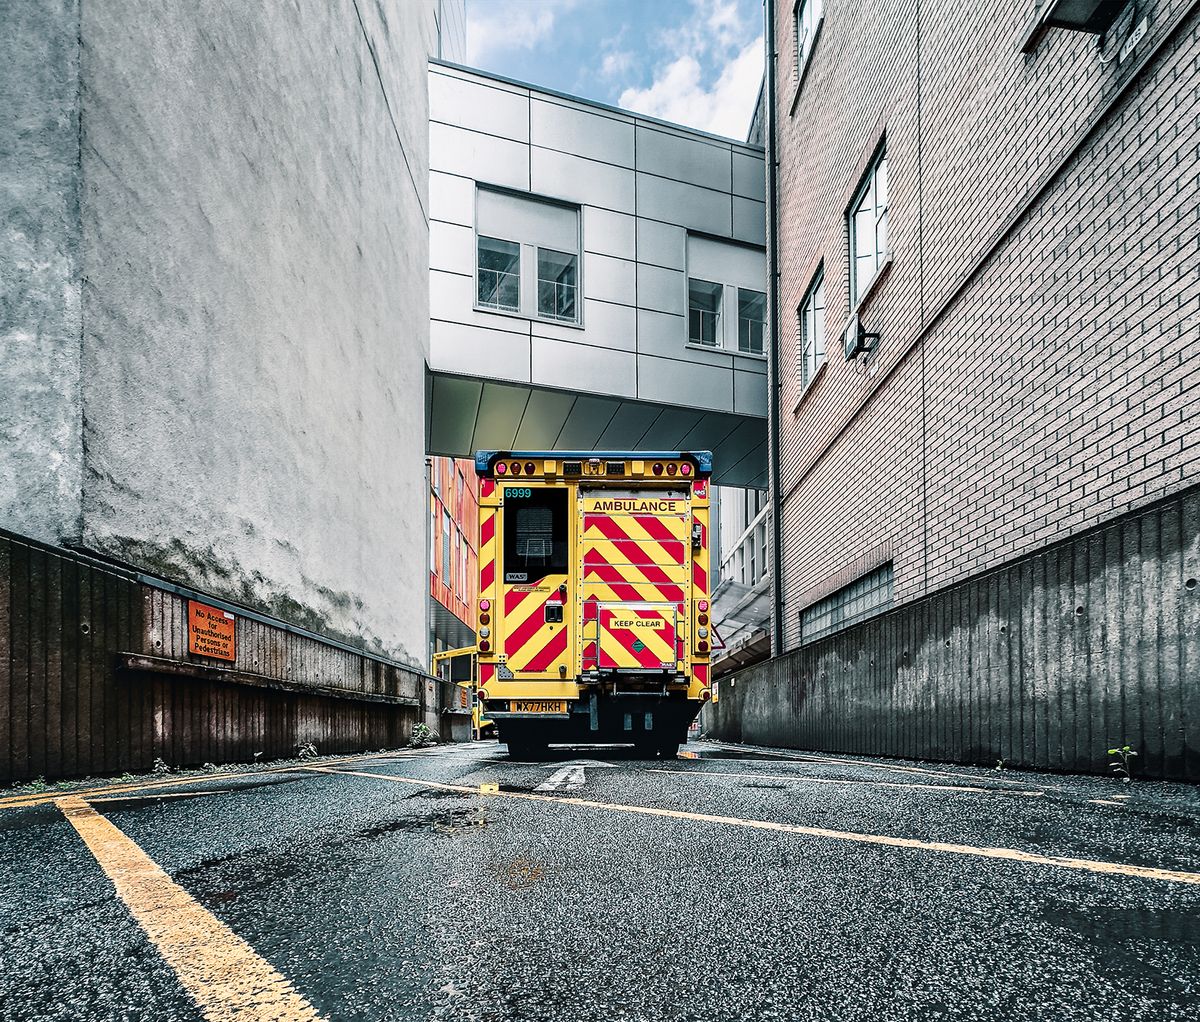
[464,0,764,140]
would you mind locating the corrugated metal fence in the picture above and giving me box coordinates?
[0,530,461,783]
[707,487,1200,781]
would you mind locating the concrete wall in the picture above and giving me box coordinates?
[0,0,84,545]
[771,0,1200,649]
[2,1,452,667]
[706,485,1200,781]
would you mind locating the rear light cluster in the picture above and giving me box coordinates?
[478,600,491,653]
[651,462,693,477]
[503,461,538,476]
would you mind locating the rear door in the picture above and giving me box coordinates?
[578,488,690,672]
[498,484,573,678]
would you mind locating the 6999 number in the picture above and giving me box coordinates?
[504,487,533,498]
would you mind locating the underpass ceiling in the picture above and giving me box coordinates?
[426,373,767,488]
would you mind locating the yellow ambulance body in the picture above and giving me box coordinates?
[473,451,714,758]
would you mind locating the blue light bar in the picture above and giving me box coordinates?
[474,450,713,477]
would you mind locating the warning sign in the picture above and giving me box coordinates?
[187,601,236,662]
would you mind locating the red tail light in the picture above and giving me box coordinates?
[652,463,663,475]
[511,462,522,475]
[524,462,536,475]
[701,688,711,701]
[697,640,708,653]
[480,599,490,611]
[478,688,488,700]
[698,600,709,612]
[496,463,507,475]
[667,463,677,475]
[478,639,490,652]
[681,463,692,476]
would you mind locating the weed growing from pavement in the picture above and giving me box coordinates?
[296,742,318,759]
[1109,744,1138,783]
[409,723,440,748]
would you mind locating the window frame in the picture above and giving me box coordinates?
[687,278,724,348]
[848,144,890,310]
[792,0,824,86]
[536,246,579,324]
[473,187,583,328]
[442,509,452,580]
[797,265,826,390]
[476,235,521,313]
[737,287,767,355]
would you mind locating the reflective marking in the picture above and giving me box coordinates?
[57,796,325,1021]
[307,767,1200,886]
[536,764,587,792]
[651,768,1045,796]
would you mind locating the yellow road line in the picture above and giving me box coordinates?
[307,766,1200,886]
[0,750,423,810]
[57,796,325,1022]
[651,767,1045,796]
[690,744,1047,789]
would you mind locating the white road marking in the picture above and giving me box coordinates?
[536,764,587,792]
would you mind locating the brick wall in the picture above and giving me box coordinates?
[773,0,1200,649]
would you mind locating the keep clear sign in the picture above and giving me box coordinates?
[187,600,236,661]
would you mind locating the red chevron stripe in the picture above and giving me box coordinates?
[583,562,642,602]
[504,587,534,615]
[480,514,495,546]
[632,514,682,545]
[505,592,552,657]
[523,626,568,672]
[601,626,671,668]
[479,662,495,684]
[480,560,494,591]
[481,480,495,498]
[693,663,708,686]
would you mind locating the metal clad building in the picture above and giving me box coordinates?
[426,61,770,488]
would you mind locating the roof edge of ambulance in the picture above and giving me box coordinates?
[473,451,713,475]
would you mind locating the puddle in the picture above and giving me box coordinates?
[352,809,488,840]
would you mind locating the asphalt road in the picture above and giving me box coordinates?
[2,740,1199,1021]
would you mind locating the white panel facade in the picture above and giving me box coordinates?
[427,62,768,486]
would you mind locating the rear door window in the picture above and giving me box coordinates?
[503,487,568,582]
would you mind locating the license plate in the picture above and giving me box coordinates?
[512,700,566,714]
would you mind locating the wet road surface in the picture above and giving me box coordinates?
[2,740,1199,1021]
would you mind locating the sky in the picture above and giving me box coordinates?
[463,0,764,141]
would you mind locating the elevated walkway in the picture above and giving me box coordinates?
[426,62,768,488]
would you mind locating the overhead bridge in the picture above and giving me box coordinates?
[426,62,768,488]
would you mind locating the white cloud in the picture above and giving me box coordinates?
[618,33,763,139]
[601,49,633,78]
[466,0,577,66]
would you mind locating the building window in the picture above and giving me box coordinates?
[688,279,723,346]
[794,0,823,80]
[477,236,520,311]
[738,288,766,354]
[798,268,826,387]
[537,248,578,322]
[442,510,452,579]
[800,562,894,644]
[456,469,464,512]
[460,531,468,599]
[476,187,580,324]
[429,497,437,574]
[849,146,889,307]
